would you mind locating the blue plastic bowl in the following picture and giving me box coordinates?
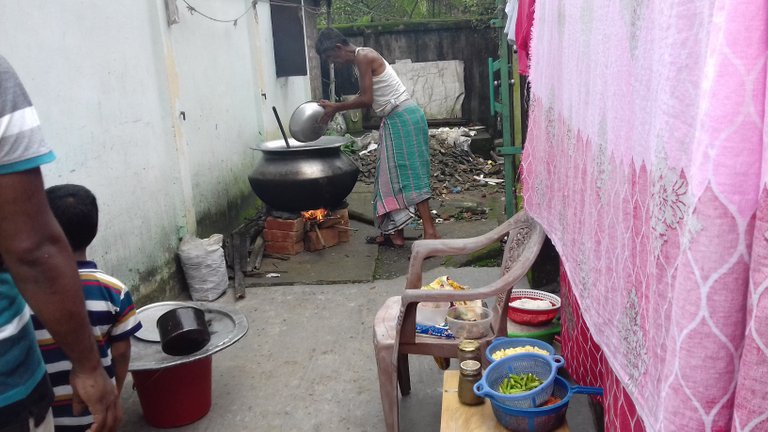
[489,376,603,432]
[474,352,565,409]
[486,337,556,363]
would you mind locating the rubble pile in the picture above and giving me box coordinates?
[346,128,505,196]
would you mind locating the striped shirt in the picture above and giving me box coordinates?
[31,261,142,431]
[0,55,56,409]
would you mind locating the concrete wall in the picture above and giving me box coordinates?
[334,19,498,127]
[254,1,313,141]
[0,0,312,304]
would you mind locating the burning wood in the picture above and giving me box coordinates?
[318,217,343,229]
[301,208,329,221]
[261,207,351,254]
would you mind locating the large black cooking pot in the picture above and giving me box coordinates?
[248,136,360,212]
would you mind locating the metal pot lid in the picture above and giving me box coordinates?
[289,101,329,142]
[129,301,248,371]
[254,135,350,152]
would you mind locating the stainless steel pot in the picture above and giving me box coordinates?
[247,136,360,212]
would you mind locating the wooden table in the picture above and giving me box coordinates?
[440,370,569,432]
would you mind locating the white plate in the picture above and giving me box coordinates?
[133,302,202,342]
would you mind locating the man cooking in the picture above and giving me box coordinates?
[315,28,439,248]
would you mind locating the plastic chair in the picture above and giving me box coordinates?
[373,211,546,432]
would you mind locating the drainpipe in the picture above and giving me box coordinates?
[156,23,197,237]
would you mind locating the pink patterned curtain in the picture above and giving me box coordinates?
[520,0,768,430]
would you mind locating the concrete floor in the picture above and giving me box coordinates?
[121,270,597,432]
[119,185,599,431]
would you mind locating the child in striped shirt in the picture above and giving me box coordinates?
[31,184,142,432]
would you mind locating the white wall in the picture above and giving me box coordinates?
[0,0,312,301]
[254,1,313,141]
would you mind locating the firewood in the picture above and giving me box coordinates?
[248,235,265,271]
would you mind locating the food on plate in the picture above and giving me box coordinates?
[491,345,550,360]
[510,298,553,309]
[498,372,543,394]
[422,275,467,291]
[418,276,482,311]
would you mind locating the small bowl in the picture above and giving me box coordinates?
[289,101,329,142]
[446,306,492,339]
[507,290,561,326]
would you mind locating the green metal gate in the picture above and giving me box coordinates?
[488,1,520,217]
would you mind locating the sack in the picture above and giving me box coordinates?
[178,234,228,301]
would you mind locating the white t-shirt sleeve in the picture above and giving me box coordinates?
[0,56,54,174]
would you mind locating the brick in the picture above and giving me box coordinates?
[265,217,304,232]
[337,227,350,243]
[333,209,350,243]
[304,228,340,252]
[263,228,304,243]
[265,240,304,256]
[332,208,349,224]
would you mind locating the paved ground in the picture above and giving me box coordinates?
[121,270,598,432]
[119,185,600,431]
[246,183,508,287]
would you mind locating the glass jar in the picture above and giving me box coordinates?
[457,339,482,365]
[458,360,484,405]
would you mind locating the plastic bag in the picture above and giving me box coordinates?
[416,276,465,327]
[325,112,347,136]
[178,234,228,301]
[416,276,483,327]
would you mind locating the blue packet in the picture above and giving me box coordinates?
[415,323,455,339]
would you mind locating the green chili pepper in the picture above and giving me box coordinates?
[498,372,543,394]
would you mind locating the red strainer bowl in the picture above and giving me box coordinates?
[507,289,561,326]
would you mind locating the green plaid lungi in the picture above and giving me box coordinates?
[373,100,432,233]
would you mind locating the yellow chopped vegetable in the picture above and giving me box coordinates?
[491,345,549,360]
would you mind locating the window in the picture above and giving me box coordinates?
[271,0,308,77]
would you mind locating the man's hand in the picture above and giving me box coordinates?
[318,99,338,124]
[71,366,120,432]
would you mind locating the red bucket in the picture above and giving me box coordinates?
[132,356,212,428]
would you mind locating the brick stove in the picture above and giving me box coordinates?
[263,205,351,255]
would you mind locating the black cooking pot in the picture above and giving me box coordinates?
[157,306,211,356]
[248,136,360,212]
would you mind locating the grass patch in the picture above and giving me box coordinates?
[465,242,504,267]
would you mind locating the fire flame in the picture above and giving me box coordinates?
[301,208,329,221]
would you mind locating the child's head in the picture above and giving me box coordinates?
[46,184,98,253]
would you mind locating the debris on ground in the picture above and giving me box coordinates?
[347,127,505,197]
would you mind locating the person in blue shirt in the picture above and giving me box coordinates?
[0,55,119,432]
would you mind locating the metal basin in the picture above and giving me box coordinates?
[130,301,249,371]
[248,136,360,212]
